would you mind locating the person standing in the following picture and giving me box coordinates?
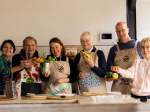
[74,32,107,95]
[106,22,143,94]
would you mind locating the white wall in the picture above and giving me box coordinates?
[136,0,150,41]
[0,0,126,46]
[0,0,127,92]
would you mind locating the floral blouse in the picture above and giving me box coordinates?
[0,54,11,84]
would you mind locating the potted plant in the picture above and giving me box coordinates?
[40,53,55,74]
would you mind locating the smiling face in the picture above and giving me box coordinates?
[23,39,37,58]
[115,22,130,43]
[141,43,150,60]
[80,34,93,51]
[50,42,62,57]
[2,43,14,58]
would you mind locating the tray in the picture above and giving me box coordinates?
[82,92,105,97]
[26,94,48,100]
[0,97,16,101]
[47,95,76,100]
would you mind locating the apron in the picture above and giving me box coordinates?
[15,64,42,96]
[43,57,72,96]
[111,41,140,94]
[76,50,106,95]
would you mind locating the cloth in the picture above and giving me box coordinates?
[15,63,42,96]
[41,56,72,95]
[75,49,106,94]
[0,54,11,95]
[107,39,142,72]
[40,55,76,83]
[118,58,150,96]
[111,41,140,94]
[131,94,150,102]
[12,49,39,80]
[74,46,107,78]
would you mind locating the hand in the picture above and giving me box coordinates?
[105,77,114,82]
[42,70,50,77]
[31,59,38,65]
[19,60,30,69]
[111,66,119,72]
[56,78,65,84]
[83,56,94,68]
[78,71,85,79]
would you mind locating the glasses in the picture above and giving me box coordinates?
[141,45,150,49]
[116,28,127,34]
[81,39,90,43]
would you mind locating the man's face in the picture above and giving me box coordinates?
[23,39,37,57]
[116,23,129,43]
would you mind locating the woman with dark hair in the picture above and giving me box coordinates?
[40,37,76,95]
[0,40,29,95]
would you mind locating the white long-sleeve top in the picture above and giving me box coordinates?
[118,58,150,96]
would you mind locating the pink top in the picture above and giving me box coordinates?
[119,58,150,96]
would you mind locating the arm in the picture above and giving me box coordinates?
[106,47,116,72]
[112,60,137,79]
[73,53,80,80]
[12,54,23,80]
[91,50,106,78]
[118,62,136,78]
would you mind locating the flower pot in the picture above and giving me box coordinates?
[42,63,50,74]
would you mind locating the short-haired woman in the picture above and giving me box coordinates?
[0,40,29,95]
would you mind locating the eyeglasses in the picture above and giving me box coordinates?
[116,28,127,34]
[141,45,150,49]
[81,39,90,43]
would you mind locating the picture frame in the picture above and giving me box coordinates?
[100,32,115,43]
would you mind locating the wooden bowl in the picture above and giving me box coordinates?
[33,58,44,63]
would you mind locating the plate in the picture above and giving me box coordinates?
[105,78,118,80]
[55,94,75,96]
[82,92,105,97]
[33,58,44,63]
[47,95,76,100]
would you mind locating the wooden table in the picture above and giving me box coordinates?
[0,95,150,112]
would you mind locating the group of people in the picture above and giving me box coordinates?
[0,21,150,102]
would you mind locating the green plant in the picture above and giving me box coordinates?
[40,53,55,72]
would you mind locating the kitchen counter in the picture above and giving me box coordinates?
[0,95,150,112]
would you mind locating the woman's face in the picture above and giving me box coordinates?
[2,43,14,57]
[81,35,93,51]
[50,42,62,57]
[141,43,150,60]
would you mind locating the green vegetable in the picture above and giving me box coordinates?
[106,72,113,78]
[112,73,118,78]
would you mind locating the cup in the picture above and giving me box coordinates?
[24,59,32,70]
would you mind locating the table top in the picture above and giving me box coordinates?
[1,95,150,112]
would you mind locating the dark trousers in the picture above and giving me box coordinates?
[131,94,150,102]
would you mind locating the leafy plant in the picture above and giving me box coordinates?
[40,52,55,72]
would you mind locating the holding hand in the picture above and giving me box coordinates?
[78,71,85,79]
[83,56,94,68]
[42,70,50,77]
[19,60,30,69]
[111,66,119,73]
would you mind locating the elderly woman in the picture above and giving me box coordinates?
[0,40,29,95]
[40,37,76,96]
[74,32,107,95]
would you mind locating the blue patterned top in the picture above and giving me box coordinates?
[0,54,11,94]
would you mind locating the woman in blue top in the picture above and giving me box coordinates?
[0,40,29,95]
